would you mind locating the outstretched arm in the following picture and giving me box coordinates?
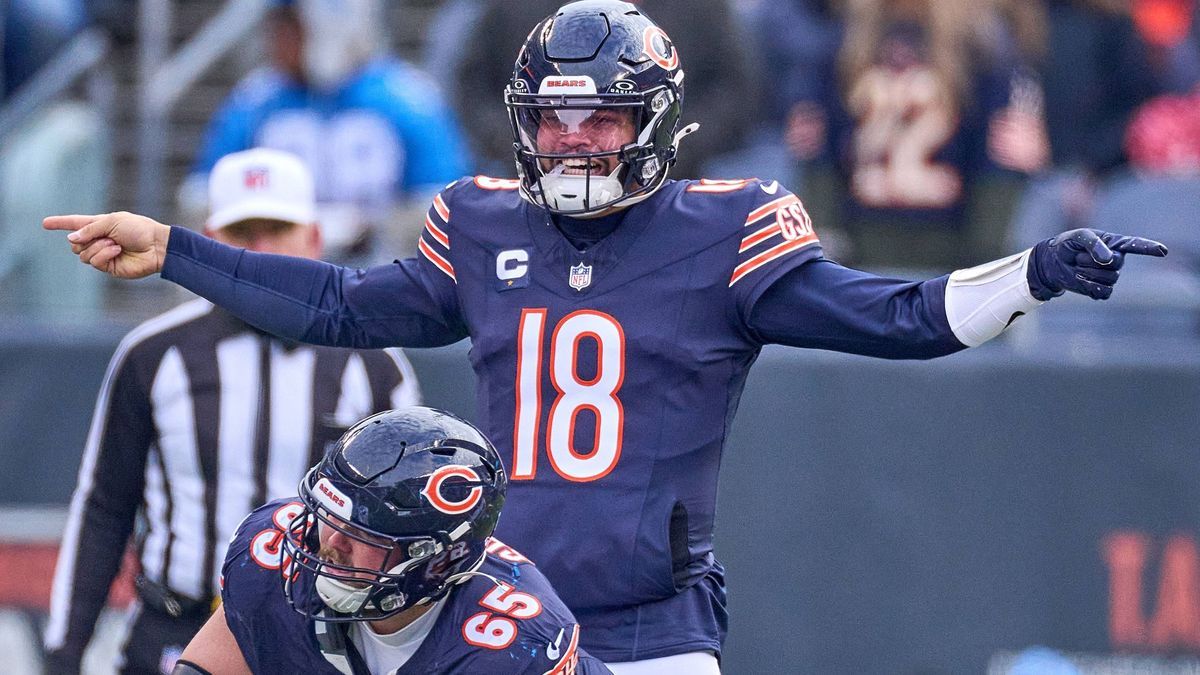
[750,228,1167,356]
[44,212,468,349]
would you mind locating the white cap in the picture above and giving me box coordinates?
[207,148,316,230]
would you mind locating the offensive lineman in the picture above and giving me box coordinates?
[47,1,1167,672]
[175,407,609,674]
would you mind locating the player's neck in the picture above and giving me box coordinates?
[552,209,626,251]
[367,602,434,635]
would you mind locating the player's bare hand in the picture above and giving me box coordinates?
[43,212,171,279]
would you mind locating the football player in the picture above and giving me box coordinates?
[173,407,609,674]
[48,1,1167,673]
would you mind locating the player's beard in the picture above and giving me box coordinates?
[317,545,385,590]
[317,544,369,585]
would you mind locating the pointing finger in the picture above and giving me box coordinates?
[42,215,97,232]
[1105,235,1169,257]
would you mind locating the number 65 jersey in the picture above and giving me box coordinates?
[221,499,609,674]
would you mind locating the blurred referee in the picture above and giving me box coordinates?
[42,148,422,674]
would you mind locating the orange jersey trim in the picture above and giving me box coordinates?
[419,238,456,281]
[729,235,819,287]
[745,194,800,226]
[685,179,751,193]
[739,222,782,253]
[433,194,451,222]
[424,215,449,248]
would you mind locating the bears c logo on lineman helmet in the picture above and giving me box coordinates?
[420,465,485,515]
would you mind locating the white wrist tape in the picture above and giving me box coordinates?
[944,249,1044,347]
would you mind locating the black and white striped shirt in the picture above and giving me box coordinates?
[43,299,420,666]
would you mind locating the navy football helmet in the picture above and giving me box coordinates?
[505,0,695,216]
[281,407,506,622]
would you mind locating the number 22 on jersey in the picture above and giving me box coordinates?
[513,309,625,482]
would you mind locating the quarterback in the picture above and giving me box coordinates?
[48,1,1166,672]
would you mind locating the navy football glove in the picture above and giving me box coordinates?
[1027,228,1168,301]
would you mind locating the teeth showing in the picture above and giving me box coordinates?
[560,158,603,175]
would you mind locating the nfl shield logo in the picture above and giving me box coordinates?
[244,167,269,190]
[568,262,592,291]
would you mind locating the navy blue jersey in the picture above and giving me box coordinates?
[412,178,825,646]
[165,176,963,661]
[221,499,609,674]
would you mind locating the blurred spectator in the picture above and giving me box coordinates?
[1123,0,1200,175]
[982,0,1052,176]
[764,0,1024,266]
[453,0,757,179]
[2,0,86,98]
[756,0,843,163]
[0,102,110,319]
[1125,89,1200,173]
[751,0,843,194]
[184,0,470,262]
[1005,0,1162,245]
[1036,0,1161,179]
[420,0,485,104]
[1,0,110,320]
[1131,0,1200,92]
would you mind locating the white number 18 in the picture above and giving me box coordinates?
[513,309,625,482]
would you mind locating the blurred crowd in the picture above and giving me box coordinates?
[749,0,1200,268]
[3,0,1200,304]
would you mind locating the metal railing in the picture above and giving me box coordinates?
[136,0,271,217]
[0,27,114,285]
[0,27,112,141]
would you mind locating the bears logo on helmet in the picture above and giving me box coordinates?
[421,465,485,515]
[279,406,507,623]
